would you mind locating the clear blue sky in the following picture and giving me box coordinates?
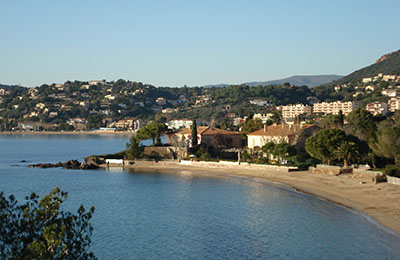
[1,0,399,87]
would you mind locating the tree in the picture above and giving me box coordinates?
[125,136,143,159]
[305,129,347,164]
[345,108,381,141]
[241,118,263,134]
[369,111,400,164]
[0,188,96,260]
[135,123,167,146]
[370,120,400,164]
[261,142,275,160]
[318,114,343,129]
[270,111,282,124]
[338,110,344,129]
[333,141,360,166]
[86,115,104,130]
[272,142,296,162]
[191,119,198,146]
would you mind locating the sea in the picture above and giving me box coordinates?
[1,134,400,260]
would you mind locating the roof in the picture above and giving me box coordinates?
[175,126,242,136]
[247,124,315,137]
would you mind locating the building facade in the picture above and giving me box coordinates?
[388,97,400,112]
[365,102,388,115]
[312,101,355,115]
[247,124,320,151]
[166,119,206,130]
[277,104,312,119]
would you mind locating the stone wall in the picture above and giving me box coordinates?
[143,147,176,159]
[309,164,354,176]
[179,160,298,172]
[387,176,400,185]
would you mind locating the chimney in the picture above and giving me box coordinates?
[264,124,267,133]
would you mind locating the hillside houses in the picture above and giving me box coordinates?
[365,102,388,115]
[108,118,144,131]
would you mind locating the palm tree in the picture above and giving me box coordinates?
[333,141,360,167]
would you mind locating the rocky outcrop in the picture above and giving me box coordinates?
[375,50,400,63]
[28,160,99,170]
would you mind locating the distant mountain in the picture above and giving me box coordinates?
[322,49,400,87]
[202,75,343,88]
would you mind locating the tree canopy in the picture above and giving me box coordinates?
[370,111,400,164]
[0,188,96,260]
[134,123,168,146]
[305,129,347,164]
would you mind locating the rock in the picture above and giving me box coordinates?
[28,162,62,168]
[85,156,105,166]
[62,160,82,169]
[20,160,27,163]
[28,160,98,170]
[80,163,99,170]
[373,174,387,184]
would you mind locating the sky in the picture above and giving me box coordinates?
[0,0,399,87]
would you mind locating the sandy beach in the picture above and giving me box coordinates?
[121,160,400,236]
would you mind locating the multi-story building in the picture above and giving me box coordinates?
[381,89,397,97]
[312,101,355,115]
[277,104,312,119]
[166,119,206,130]
[253,113,273,123]
[388,97,400,112]
[365,102,388,115]
[109,118,144,131]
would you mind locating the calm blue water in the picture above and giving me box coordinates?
[1,134,400,260]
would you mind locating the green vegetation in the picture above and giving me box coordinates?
[305,128,365,166]
[191,119,198,146]
[319,50,400,89]
[241,116,263,134]
[333,141,360,167]
[0,188,96,260]
[370,111,400,164]
[125,136,143,159]
[272,142,297,162]
[134,123,168,146]
[384,165,400,178]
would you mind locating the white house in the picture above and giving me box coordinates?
[247,124,320,151]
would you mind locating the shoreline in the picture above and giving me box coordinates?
[119,160,400,236]
[0,131,134,135]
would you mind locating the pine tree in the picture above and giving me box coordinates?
[191,119,198,146]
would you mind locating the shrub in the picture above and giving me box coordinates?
[384,165,400,178]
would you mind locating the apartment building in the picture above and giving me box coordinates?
[365,102,388,115]
[277,104,312,119]
[388,97,400,112]
[313,101,355,115]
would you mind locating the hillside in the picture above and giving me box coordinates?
[244,75,342,88]
[203,75,342,88]
[0,79,313,131]
[0,84,21,91]
[322,49,400,87]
